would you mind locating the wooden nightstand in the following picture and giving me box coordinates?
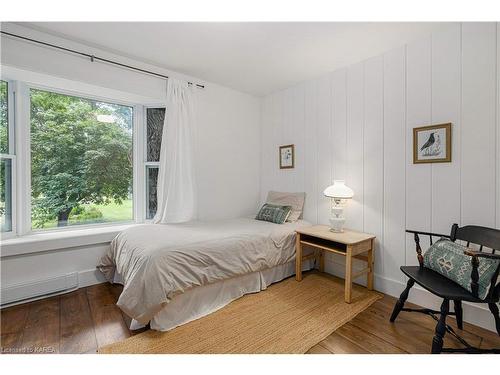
[295,225,375,303]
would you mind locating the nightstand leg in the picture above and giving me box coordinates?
[345,246,352,303]
[295,233,302,281]
[367,242,374,291]
[319,250,325,273]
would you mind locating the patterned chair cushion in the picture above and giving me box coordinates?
[423,239,500,300]
[255,203,292,224]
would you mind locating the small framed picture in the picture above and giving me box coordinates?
[413,123,451,164]
[279,144,295,169]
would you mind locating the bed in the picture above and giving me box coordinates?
[97,216,313,331]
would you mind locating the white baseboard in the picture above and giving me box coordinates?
[0,268,107,308]
[78,268,107,287]
[323,258,497,333]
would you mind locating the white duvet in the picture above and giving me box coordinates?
[97,218,307,324]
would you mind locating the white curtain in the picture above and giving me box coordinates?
[153,78,196,224]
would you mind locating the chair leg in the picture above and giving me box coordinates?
[390,278,415,322]
[453,300,463,330]
[431,299,449,354]
[488,302,500,336]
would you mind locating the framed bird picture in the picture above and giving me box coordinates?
[413,123,451,164]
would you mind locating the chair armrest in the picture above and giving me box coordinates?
[405,229,450,268]
[405,229,450,239]
[463,249,500,260]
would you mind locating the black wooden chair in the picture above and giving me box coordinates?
[389,224,500,354]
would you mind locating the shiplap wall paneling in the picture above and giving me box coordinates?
[273,92,286,193]
[303,80,319,222]
[327,70,349,267]
[383,46,407,282]
[260,95,274,203]
[317,78,333,225]
[363,56,384,276]
[332,69,348,182]
[271,93,283,195]
[461,23,497,228]
[328,74,336,186]
[363,56,384,274]
[282,88,297,193]
[268,93,281,200]
[497,23,500,230]
[293,84,307,195]
[346,63,365,232]
[431,23,462,235]
[405,36,432,267]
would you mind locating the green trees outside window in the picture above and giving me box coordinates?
[30,89,133,228]
[1,80,13,233]
[0,81,8,154]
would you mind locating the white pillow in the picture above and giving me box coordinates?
[265,191,305,222]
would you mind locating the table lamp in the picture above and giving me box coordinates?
[323,180,354,232]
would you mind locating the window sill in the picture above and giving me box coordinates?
[0,223,135,258]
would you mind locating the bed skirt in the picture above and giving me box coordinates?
[115,259,314,331]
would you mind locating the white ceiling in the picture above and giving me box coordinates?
[23,22,450,96]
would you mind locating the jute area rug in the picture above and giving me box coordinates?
[100,272,382,354]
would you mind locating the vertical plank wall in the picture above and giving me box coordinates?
[405,36,432,268]
[260,23,500,330]
[461,23,497,228]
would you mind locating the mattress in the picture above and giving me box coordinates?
[98,217,310,325]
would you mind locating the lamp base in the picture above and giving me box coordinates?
[329,216,345,232]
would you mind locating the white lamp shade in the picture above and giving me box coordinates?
[323,180,354,199]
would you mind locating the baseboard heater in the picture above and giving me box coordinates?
[1,272,79,307]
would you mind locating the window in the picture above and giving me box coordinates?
[1,80,14,233]
[0,77,165,238]
[145,107,165,219]
[30,89,134,229]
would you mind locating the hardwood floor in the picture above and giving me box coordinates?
[1,283,498,354]
[306,296,500,354]
[0,284,145,354]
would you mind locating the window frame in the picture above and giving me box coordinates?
[0,79,17,238]
[143,105,165,222]
[2,77,149,237]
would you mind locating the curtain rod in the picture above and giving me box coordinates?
[0,31,205,89]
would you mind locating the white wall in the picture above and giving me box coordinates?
[0,23,261,300]
[261,22,500,331]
